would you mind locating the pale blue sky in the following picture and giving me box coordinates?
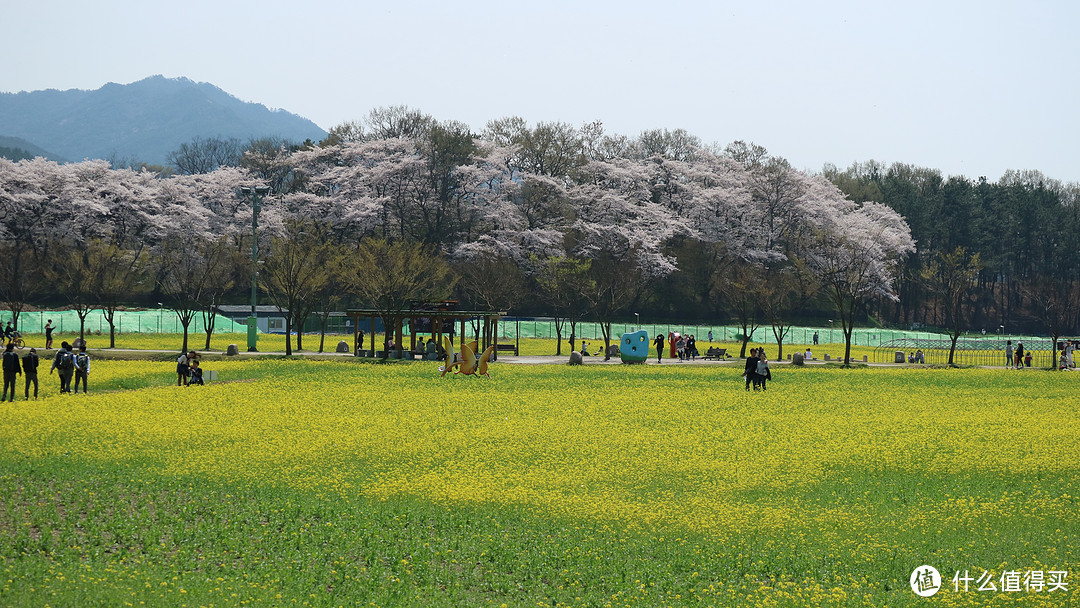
[3,0,1077,183]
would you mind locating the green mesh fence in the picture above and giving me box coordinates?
[5,311,994,347]
[5,310,248,335]
[496,318,955,346]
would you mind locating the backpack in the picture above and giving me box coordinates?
[58,350,74,371]
[76,353,89,371]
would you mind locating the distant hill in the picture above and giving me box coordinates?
[0,135,67,162]
[0,75,328,167]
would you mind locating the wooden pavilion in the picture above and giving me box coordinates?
[345,301,509,358]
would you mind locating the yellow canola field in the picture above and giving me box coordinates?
[3,360,1076,542]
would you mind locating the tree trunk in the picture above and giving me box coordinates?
[1050,332,1060,370]
[202,309,216,351]
[843,325,853,366]
[103,308,117,348]
[771,323,788,360]
[601,322,612,361]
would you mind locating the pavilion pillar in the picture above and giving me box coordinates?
[352,313,360,356]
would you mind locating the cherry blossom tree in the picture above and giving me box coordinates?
[567,156,687,357]
[804,193,915,365]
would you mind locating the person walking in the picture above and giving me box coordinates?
[50,341,76,394]
[1005,340,1013,367]
[813,331,819,345]
[1015,342,1025,369]
[744,348,760,391]
[22,348,39,399]
[653,332,665,363]
[73,345,90,394]
[44,319,54,350]
[756,352,771,391]
[2,343,21,402]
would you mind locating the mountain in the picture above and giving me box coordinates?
[0,75,327,166]
[0,135,67,162]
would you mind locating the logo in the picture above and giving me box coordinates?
[911,565,941,597]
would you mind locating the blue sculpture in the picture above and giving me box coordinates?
[620,330,649,363]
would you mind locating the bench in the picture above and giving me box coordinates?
[703,347,728,360]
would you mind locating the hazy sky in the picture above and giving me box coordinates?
[3,0,1078,183]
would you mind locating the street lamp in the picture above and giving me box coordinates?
[240,185,272,352]
[634,312,639,331]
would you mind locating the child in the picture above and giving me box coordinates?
[188,360,204,385]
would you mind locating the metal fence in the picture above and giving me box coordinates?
[873,337,1067,367]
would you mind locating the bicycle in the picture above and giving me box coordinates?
[6,331,24,350]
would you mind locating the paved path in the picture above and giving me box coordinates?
[75,347,1043,369]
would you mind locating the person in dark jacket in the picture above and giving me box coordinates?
[744,348,760,391]
[22,348,39,399]
[50,341,77,394]
[653,333,665,363]
[2,343,21,402]
[73,345,90,394]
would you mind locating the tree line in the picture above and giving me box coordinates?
[2,106,1075,362]
[825,161,1080,362]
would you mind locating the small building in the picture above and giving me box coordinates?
[216,305,289,334]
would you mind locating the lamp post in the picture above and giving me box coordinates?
[240,185,272,352]
[634,312,639,332]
